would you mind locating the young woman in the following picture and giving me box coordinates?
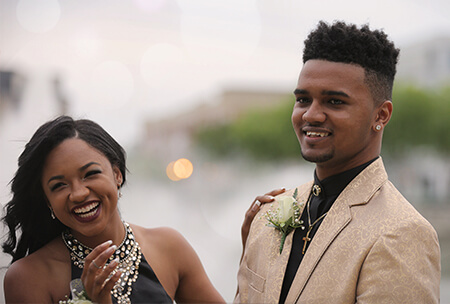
[2,116,226,303]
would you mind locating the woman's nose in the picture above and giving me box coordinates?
[69,181,89,203]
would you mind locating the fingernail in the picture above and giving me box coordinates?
[103,240,113,246]
[108,245,117,252]
[268,195,275,200]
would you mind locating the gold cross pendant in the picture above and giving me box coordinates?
[302,233,311,254]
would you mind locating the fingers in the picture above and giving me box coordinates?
[241,188,286,249]
[265,187,286,198]
[82,240,121,303]
[83,240,115,275]
[252,187,286,210]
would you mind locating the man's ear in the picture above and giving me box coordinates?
[374,100,393,130]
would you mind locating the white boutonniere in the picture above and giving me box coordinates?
[265,189,305,253]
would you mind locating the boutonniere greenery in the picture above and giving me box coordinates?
[265,189,305,253]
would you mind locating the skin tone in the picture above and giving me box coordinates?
[292,60,392,180]
[4,138,224,304]
[243,59,393,237]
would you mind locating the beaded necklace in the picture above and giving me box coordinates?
[62,222,142,304]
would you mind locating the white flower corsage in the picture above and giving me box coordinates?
[265,189,305,253]
[59,279,93,304]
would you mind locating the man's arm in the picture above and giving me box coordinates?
[356,220,440,303]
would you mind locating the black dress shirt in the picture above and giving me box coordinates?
[279,157,378,304]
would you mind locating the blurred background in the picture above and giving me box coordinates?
[1,0,449,302]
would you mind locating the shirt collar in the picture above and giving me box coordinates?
[313,157,379,198]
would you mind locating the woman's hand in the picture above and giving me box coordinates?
[241,188,286,250]
[81,240,122,304]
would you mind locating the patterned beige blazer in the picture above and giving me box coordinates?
[235,158,440,303]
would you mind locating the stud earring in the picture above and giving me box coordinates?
[375,125,382,131]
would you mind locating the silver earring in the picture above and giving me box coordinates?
[375,125,382,131]
[49,207,56,220]
[118,190,122,199]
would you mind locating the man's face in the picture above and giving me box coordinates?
[292,59,380,178]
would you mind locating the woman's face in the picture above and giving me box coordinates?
[41,138,123,241]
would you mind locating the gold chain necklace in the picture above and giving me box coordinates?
[302,185,328,254]
[62,222,141,304]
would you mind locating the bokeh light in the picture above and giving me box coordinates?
[16,0,61,33]
[166,158,194,181]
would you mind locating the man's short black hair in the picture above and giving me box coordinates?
[303,21,400,103]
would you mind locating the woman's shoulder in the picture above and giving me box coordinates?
[6,237,67,273]
[130,224,188,249]
[4,237,70,302]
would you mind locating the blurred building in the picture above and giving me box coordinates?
[397,36,450,87]
[141,88,289,161]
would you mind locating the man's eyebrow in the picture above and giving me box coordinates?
[293,89,308,95]
[322,90,349,98]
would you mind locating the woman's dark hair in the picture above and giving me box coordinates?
[2,116,127,263]
[303,21,400,104]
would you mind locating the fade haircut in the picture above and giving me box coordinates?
[303,21,400,104]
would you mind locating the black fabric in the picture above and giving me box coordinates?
[279,157,377,304]
[71,253,173,304]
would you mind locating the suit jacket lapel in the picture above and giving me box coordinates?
[284,158,388,303]
[264,182,314,302]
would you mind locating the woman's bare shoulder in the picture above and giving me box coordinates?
[4,237,70,303]
[130,224,188,249]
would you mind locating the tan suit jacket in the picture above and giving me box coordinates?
[235,158,440,303]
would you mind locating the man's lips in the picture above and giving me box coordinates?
[72,202,100,218]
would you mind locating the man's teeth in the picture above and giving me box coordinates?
[74,202,99,217]
[306,131,330,137]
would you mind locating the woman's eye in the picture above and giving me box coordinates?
[85,170,101,178]
[51,182,65,191]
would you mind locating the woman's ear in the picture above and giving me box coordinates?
[113,166,123,188]
[373,100,393,131]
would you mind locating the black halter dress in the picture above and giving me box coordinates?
[70,253,173,304]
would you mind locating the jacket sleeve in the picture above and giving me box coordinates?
[356,219,441,304]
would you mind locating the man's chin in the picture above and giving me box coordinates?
[301,151,334,163]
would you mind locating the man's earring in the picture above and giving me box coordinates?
[375,125,382,131]
[49,207,56,220]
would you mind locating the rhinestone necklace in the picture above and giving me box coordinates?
[62,222,142,304]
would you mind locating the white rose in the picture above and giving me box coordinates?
[277,196,296,225]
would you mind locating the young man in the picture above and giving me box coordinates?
[236,21,440,303]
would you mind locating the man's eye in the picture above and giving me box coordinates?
[329,99,344,105]
[296,98,310,104]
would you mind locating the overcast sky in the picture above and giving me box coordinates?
[1,0,450,146]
